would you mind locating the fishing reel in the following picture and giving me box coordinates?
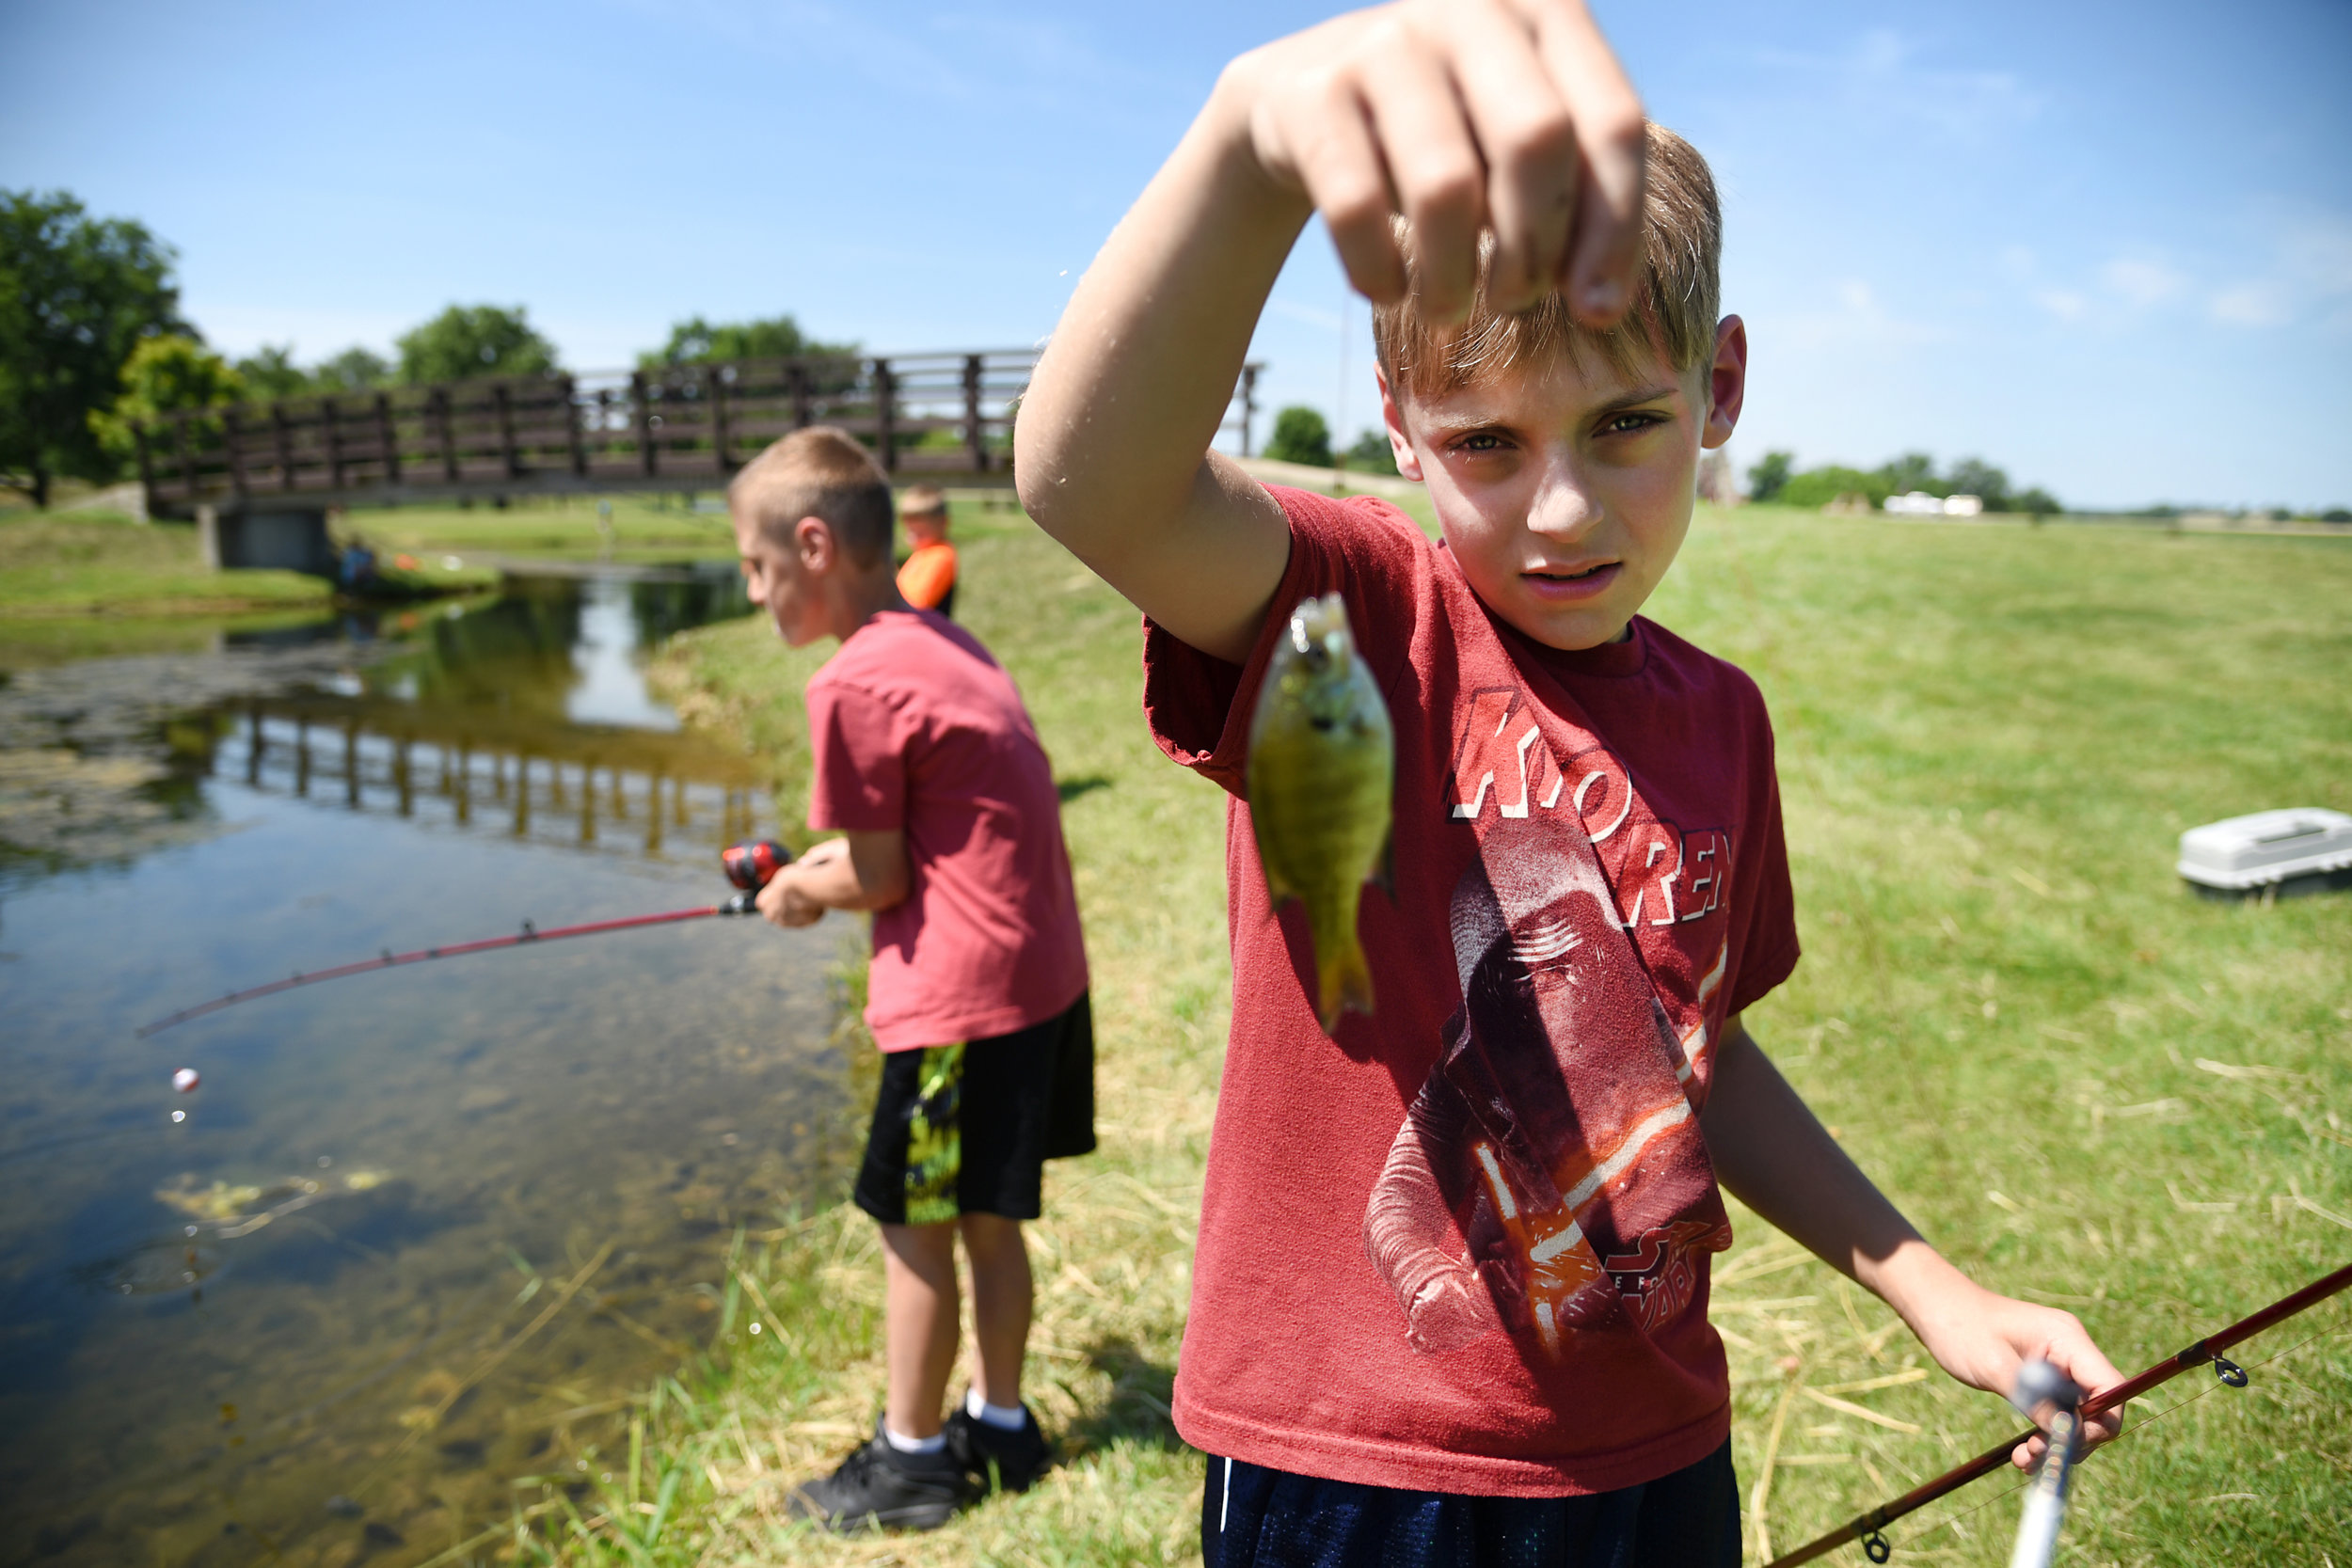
[721,840,794,913]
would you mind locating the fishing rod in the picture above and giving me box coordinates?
[1764,1259,2352,1567]
[135,840,793,1038]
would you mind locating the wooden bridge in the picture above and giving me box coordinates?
[133,350,1265,524]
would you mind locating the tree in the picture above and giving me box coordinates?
[2013,487,2060,517]
[235,343,310,402]
[1747,450,1794,503]
[313,346,390,393]
[1875,451,1942,497]
[1265,404,1332,467]
[90,335,244,465]
[0,189,186,505]
[1944,456,2013,513]
[642,313,857,368]
[1345,428,1399,475]
[1778,464,1888,510]
[396,305,558,384]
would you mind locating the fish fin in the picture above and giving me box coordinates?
[1316,934,1376,1035]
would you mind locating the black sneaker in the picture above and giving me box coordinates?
[946,1400,1056,1494]
[787,1425,974,1532]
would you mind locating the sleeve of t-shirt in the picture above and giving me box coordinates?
[804,680,909,832]
[1724,692,1801,1018]
[1140,485,1425,800]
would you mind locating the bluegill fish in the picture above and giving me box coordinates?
[1246,593,1394,1033]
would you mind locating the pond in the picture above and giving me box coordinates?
[0,569,853,1566]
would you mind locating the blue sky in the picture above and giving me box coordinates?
[5,0,2346,509]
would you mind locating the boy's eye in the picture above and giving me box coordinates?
[1456,433,1507,453]
[1598,411,1666,436]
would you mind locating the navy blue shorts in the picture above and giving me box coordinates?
[1200,1440,1740,1568]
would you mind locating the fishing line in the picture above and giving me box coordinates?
[135,841,791,1038]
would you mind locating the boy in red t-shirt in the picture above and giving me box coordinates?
[1013,5,2123,1561]
[729,428,1092,1531]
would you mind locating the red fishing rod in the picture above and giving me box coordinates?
[135,841,793,1038]
[1764,1259,2352,1566]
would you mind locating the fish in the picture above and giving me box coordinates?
[1246,592,1395,1033]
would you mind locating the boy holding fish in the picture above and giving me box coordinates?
[1013,3,2123,1560]
[728,428,1093,1530]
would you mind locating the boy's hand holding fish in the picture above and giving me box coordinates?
[1014,0,1647,670]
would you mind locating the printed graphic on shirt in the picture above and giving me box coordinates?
[1362,684,1734,1359]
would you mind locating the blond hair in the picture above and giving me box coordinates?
[898,483,947,517]
[728,427,894,568]
[1373,121,1721,399]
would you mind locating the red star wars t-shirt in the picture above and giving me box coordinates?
[1144,486,1799,1496]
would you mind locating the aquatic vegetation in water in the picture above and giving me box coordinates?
[153,1168,390,1237]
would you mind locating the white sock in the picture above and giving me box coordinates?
[882,1422,947,1455]
[965,1388,1027,1431]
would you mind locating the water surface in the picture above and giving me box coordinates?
[0,569,851,1566]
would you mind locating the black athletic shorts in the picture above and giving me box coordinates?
[1200,1439,1740,1568]
[852,991,1095,1226]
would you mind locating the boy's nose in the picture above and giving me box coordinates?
[1525,465,1602,541]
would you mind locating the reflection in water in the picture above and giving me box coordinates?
[0,566,857,1568]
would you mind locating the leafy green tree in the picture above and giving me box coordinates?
[1944,456,2013,512]
[1265,404,1332,467]
[1345,428,1399,475]
[1778,464,1890,510]
[313,346,390,393]
[1747,450,1794,503]
[1875,451,1943,497]
[90,335,245,465]
[642,313,857,368]
[0,189,186,505]
[396,305,558,384]
[235,343,310,402]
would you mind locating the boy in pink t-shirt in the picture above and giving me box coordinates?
[729,428,1090,1532]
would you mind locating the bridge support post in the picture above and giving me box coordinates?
[963,355,986,472]
[202,506,338,578]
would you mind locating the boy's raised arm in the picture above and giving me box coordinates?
[1015,0,1650,664]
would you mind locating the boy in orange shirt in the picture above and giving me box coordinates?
[895,483,958,618]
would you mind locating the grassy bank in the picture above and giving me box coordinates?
[0,508,331,618]
[526,502,2346,1567]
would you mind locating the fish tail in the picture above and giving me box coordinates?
[1316,932,1376,1034]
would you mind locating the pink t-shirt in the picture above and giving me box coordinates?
[805,610,1089,1051]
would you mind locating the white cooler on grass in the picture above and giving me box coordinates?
[2177,808,2352,899]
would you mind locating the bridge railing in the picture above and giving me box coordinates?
[134,349,1065,515]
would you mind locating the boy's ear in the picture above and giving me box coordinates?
[1701,315,1748,451]
[792,515,835,571]
[1375,367,1422,482]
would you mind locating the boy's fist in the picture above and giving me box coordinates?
[1225,0,1646,326]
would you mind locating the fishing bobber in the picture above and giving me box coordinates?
[172,1068,200,1094]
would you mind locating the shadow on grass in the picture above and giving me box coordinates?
[1060,1335,1184,1459]
[1056,773,1114,804]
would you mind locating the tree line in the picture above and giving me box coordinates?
[0,190,856,507]
[1746,449,2059,516]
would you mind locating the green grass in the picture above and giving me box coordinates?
[515,502,2346,1567]
[0,508,333,617]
